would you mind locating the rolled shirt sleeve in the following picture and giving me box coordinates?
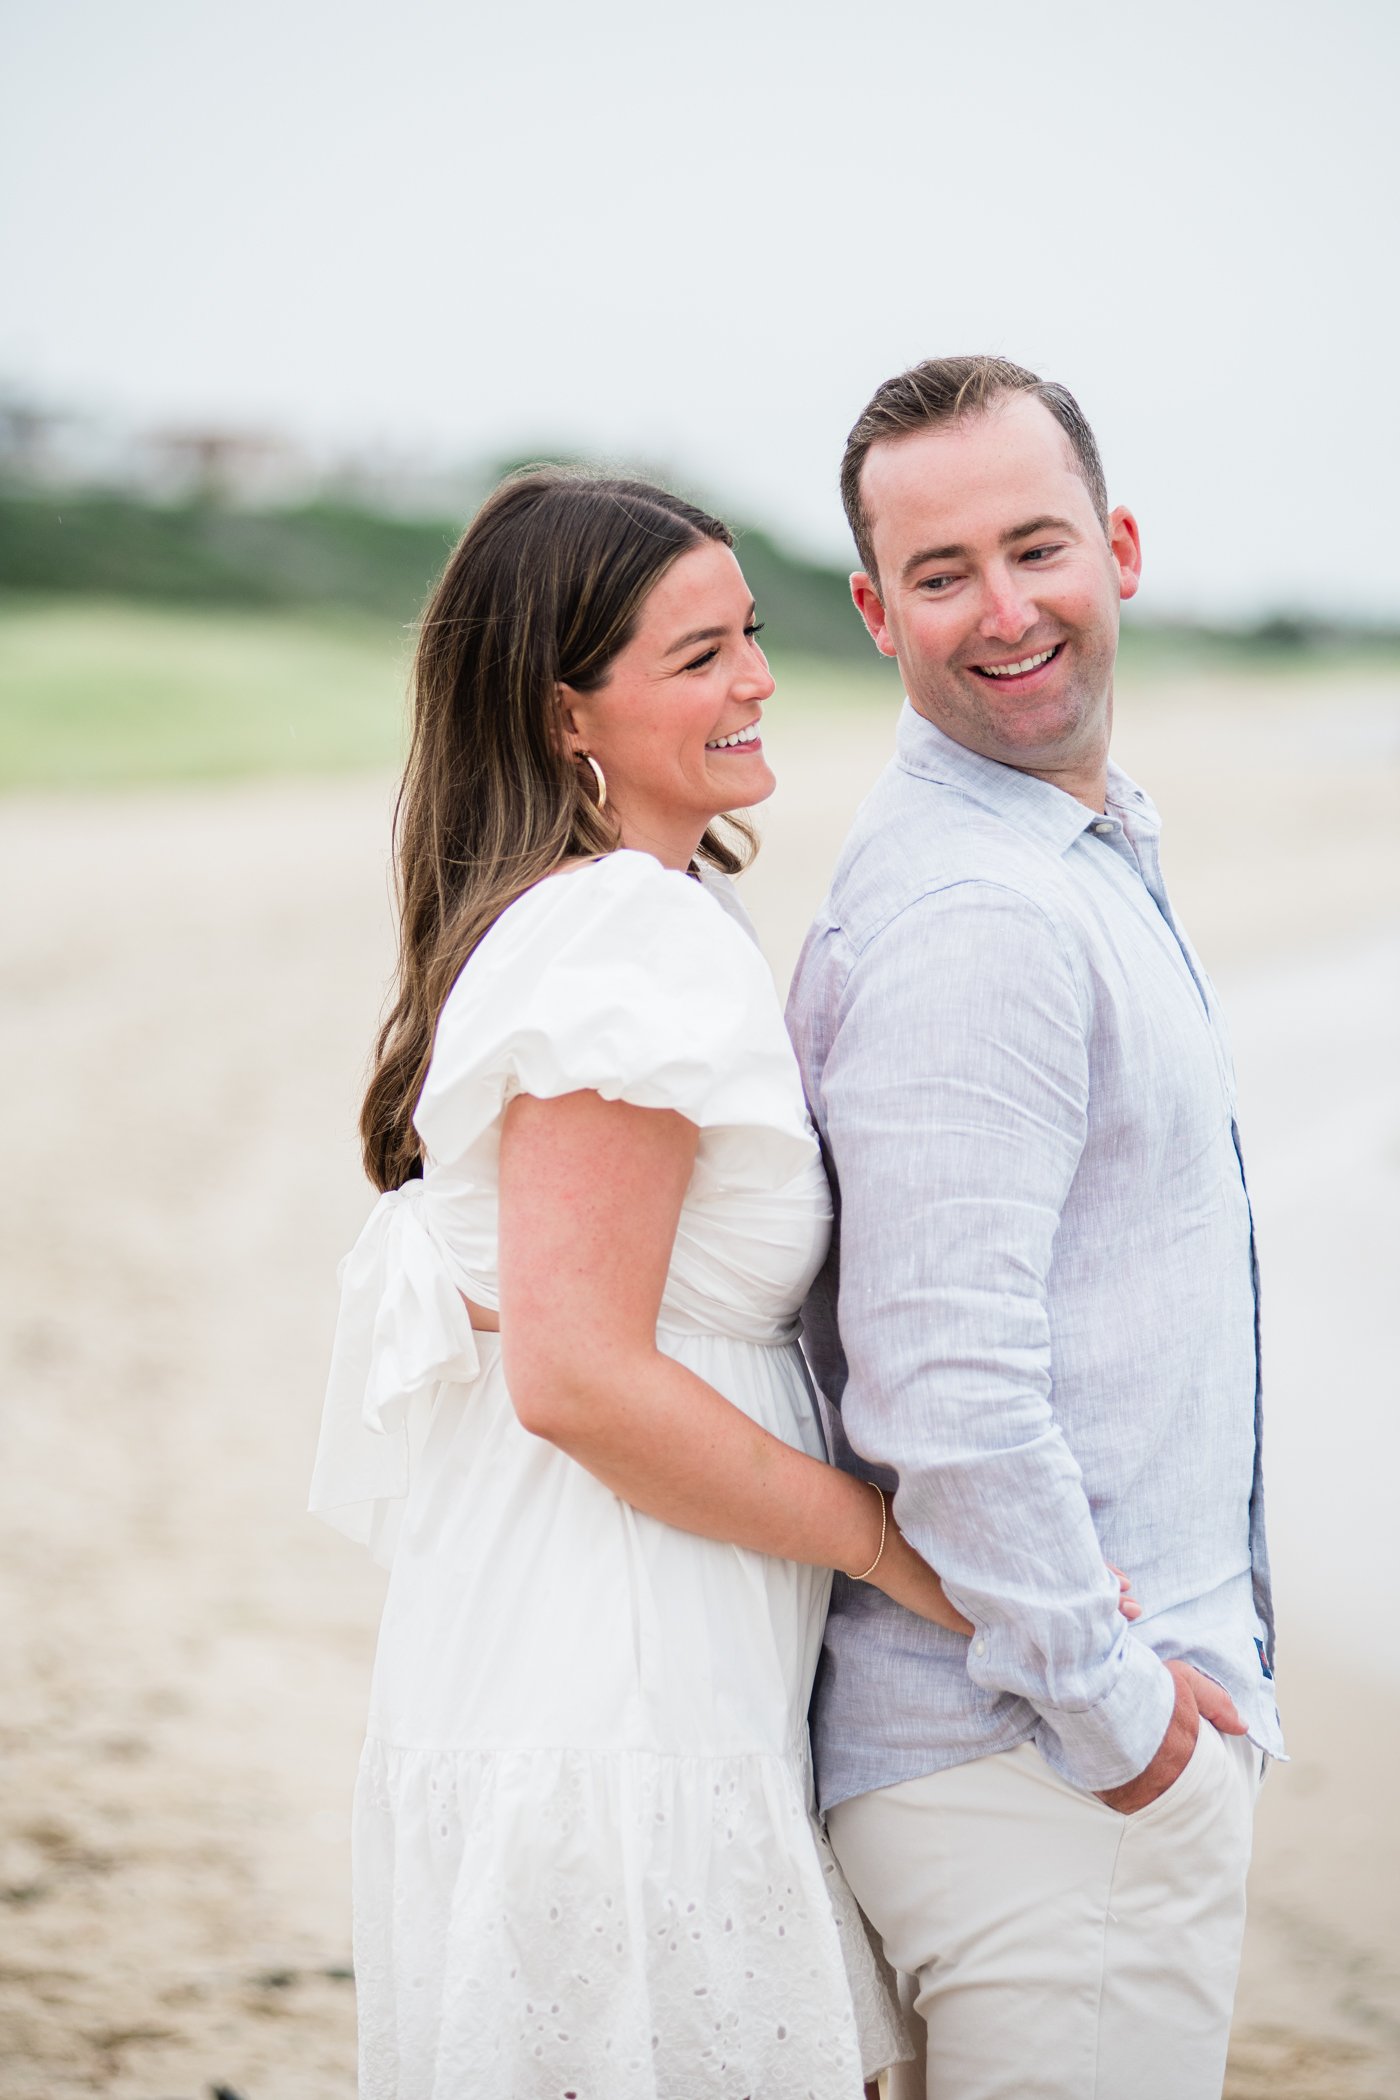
[821,880,1175,1791]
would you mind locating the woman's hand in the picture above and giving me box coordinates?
[873,1519,975,1633]
[849,1490,973,1635]
[1108,1563,1142,1620]
[852,1495,1141,1641]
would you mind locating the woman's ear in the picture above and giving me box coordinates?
[557,678,606,761]
[555,682,582,754]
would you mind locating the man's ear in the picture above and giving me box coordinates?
[850,572,898,659]
[1108,507,1142,604]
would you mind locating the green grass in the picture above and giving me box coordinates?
[0,596,415,789]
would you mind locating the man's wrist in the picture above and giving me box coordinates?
[1027,1637,1175,1793]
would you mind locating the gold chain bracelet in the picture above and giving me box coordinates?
[846,1482,888,1582]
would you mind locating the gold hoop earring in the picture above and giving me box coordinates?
[579,752,608,811]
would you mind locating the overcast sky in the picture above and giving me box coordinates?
[4,0,1397,617]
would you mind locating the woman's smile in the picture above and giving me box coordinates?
[705,720,764,752]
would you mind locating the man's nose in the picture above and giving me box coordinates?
[977,566,1038,645]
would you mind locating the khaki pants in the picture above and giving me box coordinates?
[829,1724,1261,2100]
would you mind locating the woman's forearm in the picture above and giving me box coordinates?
[505,1338,970,1631]
[496,1089,969,1632]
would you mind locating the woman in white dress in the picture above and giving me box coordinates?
[309,469,972,2098]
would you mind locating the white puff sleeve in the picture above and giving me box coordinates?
[413,851,816,1184]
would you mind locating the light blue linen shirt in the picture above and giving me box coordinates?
[788,704,1284,1812]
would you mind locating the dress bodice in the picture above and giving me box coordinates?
[414,852,831,1343]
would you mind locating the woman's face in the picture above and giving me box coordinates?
[559,540,776,869]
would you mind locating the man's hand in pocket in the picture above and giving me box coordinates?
[1096,1660,1247,1815]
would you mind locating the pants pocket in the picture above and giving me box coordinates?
[1108,1713,1220,1829]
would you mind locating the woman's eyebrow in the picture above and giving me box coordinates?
[664,603,757,654]
[666,624,725,653]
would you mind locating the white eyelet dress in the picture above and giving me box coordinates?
[309,850,908,2099]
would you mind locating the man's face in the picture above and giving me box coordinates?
[852,394,1142,787]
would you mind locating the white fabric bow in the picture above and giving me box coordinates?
[308,1181,483,1566]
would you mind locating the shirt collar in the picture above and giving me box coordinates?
[894,701,1157,856]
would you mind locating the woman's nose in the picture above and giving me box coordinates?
[736,646,776,702]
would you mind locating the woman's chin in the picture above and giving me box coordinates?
[707,756,777,812]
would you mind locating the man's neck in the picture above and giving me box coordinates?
[1015,757,1109,814]
[908,701,1111,815]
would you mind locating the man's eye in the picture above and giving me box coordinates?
[918,575,955,593]
[1021,544,1063,563]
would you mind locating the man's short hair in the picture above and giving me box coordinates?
[840,355,1109,581]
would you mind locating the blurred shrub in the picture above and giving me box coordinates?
[0,486,877,661]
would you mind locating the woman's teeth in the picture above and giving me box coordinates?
[706,723,761,750]
[975,646,1059,679]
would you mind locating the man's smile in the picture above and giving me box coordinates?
[968,642,1065,686]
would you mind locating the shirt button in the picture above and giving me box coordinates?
[974,1639,987,1656]
[1092,821,1113,835]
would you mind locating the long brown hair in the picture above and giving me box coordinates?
[360,467,754,1192]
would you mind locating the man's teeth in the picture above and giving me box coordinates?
[977,647,1057,678]
[706,723,761,749]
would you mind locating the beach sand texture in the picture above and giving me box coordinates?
[1,668,1396,2098]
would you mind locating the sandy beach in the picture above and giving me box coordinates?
[1,668,1397,2098]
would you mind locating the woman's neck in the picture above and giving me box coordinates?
[613,810,707,874]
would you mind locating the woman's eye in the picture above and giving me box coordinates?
[683,622,763,671]
[745,621,766,640]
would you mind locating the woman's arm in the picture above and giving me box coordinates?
[497,1088,969,1631]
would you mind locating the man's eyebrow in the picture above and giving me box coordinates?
[901,542,968,580]
[664,603,756,655]
[900,516,1079,581]
[1001,514,1077,544]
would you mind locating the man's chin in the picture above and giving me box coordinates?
[976,687,1108,763]
[992,720,1091,765]
[914,691,1097,765]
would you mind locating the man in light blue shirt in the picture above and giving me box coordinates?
[788,356,1283,2099]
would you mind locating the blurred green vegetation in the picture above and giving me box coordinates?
[0,485,873,663]
[0,487,456,622]
[1117,616,1400,679]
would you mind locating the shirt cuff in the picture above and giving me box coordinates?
[1029,1635,1176,1793]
